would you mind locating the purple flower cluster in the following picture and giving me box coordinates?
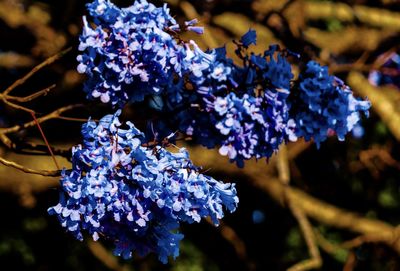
[48,110,238,262]
[290,61,371,146]
[77,0,205,107]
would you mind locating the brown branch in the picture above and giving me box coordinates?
[288,2,400,30]
[0,104,81,176]
[277,145,290,185]
[2,48,71,96]
[0,132,70,158]
[343,252,357,271]
[0,156,61,177]
[5,84,56,103]
[15,141,70,158]
[31,112,60,170]
[56,116,93,122]
[314,229,349,258]
[341,230,400,250]
[87,240,131,271]
[0,104,83,135]
[206,218,249,262]
[0,133,15,149]
[1,97,35,114]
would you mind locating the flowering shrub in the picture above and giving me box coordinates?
[50,0,371,263]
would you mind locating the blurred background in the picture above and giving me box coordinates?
[0,0,400,270]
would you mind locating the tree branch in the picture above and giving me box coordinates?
[0,156,61,177]
[87,240,131,271]
[2,48,71,96]
[0,104,83,135]
[5,84,56,103]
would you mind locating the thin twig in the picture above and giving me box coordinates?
[56,116,93,122]
[87,240,130,271]
[2,98,34,114]
[277,145,290,185]
[0,156,61,177]
[341,229,400,250]
[343,252,357,271]
[314,229,348,257]
[2,48,71,96]
[206,218,248,261]
[15,141,70,158]
[0,104,83,134]
[5,84,56,103]
[0,133,15,149]
[31,112,60,170]
[0,133,70,158]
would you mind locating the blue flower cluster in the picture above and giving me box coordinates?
[290,61,371,146]
[48,111,238,262]
[172,44,298,166]
[77,0,205,106]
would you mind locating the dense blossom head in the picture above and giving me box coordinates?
[290,61,371,146]
[77,0,206,107]
[48,110,238,262]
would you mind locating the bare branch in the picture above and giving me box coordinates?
[56,116,94,122]
[0,133,15,149]
[341,229,400,250]
[206,218,249,262]
[0,156,61,177]
[2,48,71,96]
[2,98,34,114]
[5,84,56,103]
[0,104,83,135]
[87,240,131,271]
[15,141,70,158]
[30,111,60,170]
